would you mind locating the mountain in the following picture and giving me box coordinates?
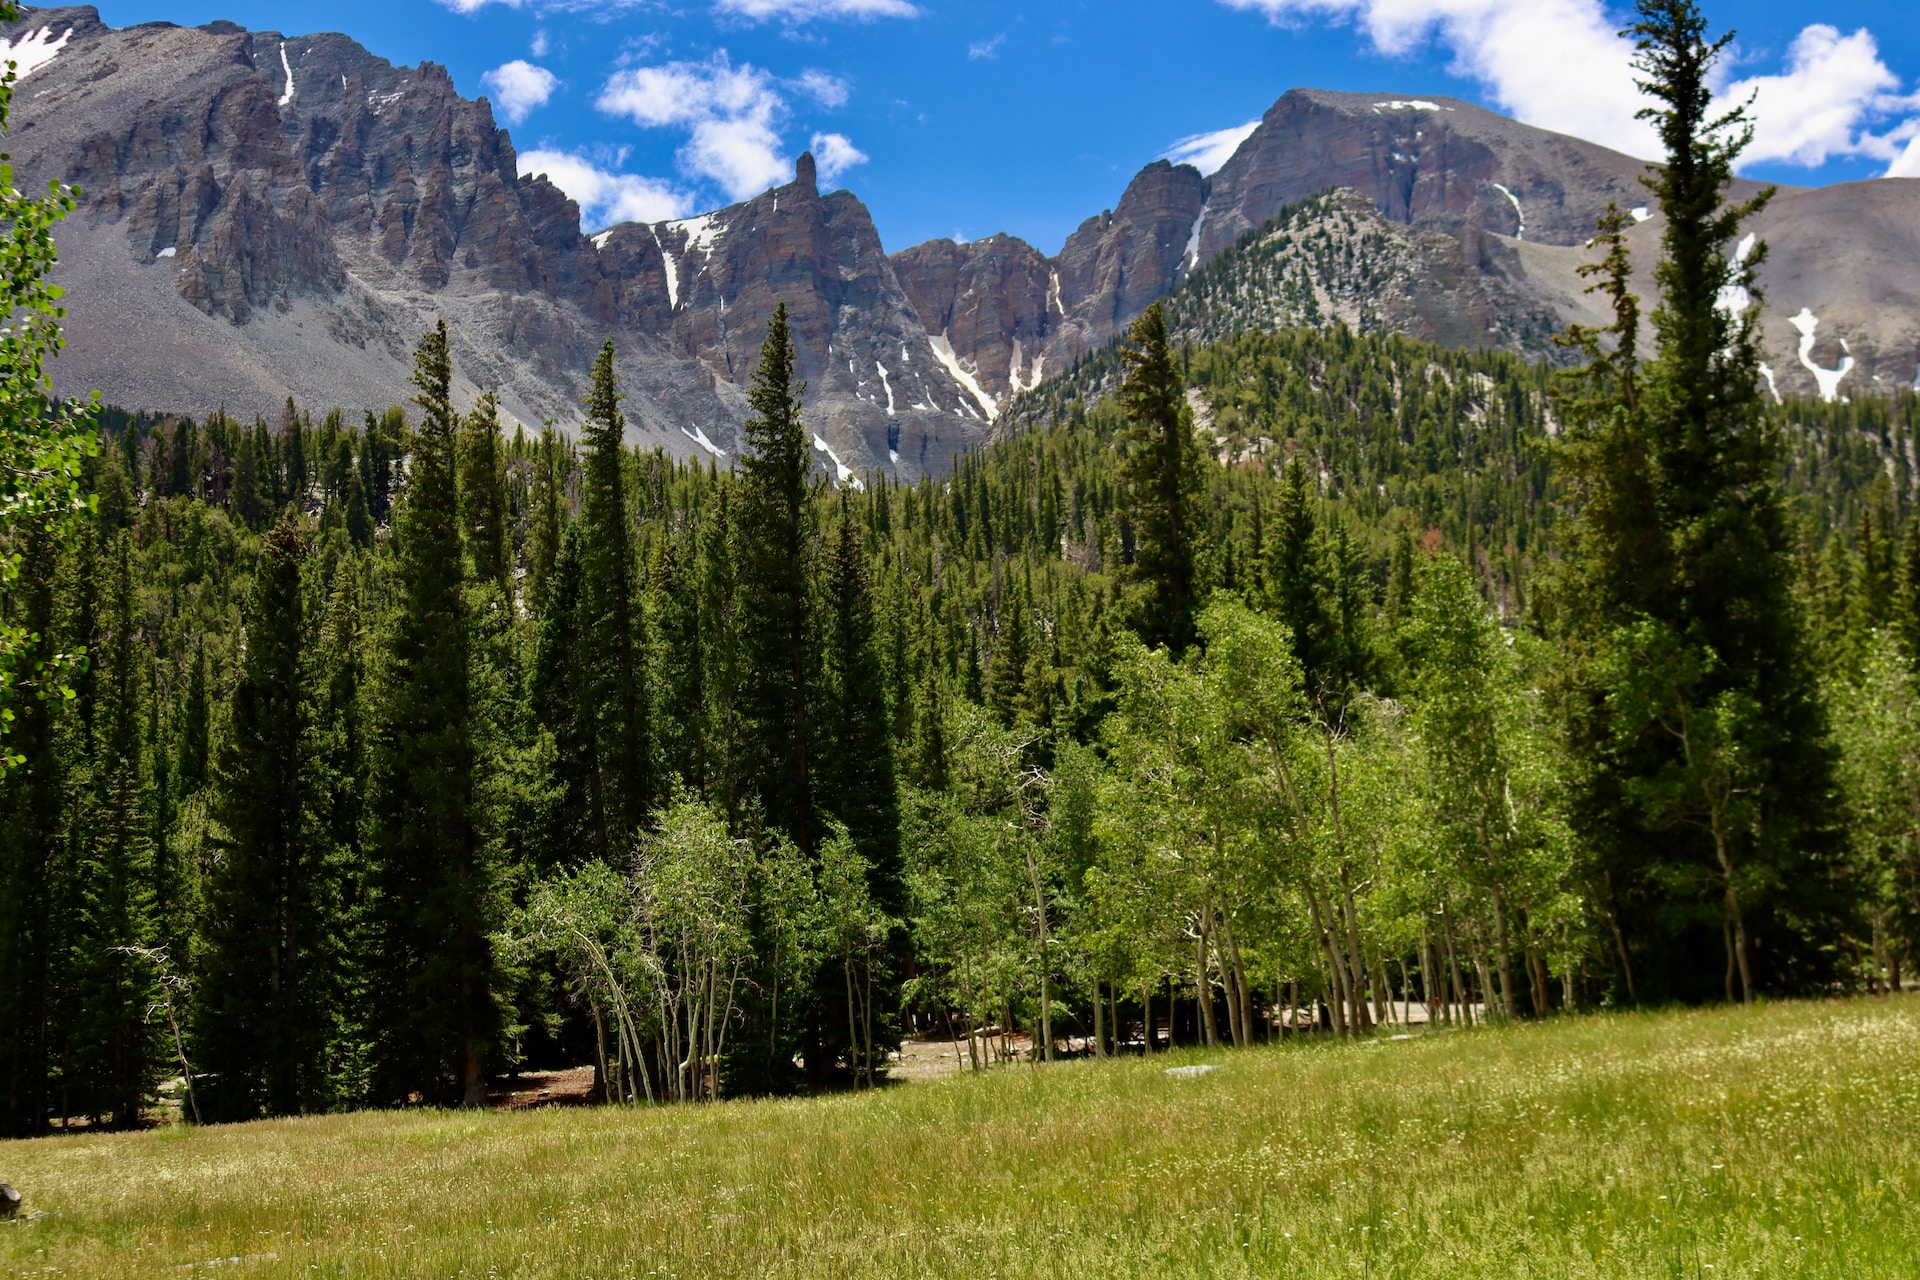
[4,5,990,477]
[892,89,1920,409]
[8,6,1919,474]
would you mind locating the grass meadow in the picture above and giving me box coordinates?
[2,997,1917,1279]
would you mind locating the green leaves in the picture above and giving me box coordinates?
[0,27,98,777]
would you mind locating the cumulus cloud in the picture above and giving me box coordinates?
[1164,119,1262,175]
[519,149,692,228]
[714,0,916,21]
[530,29,549,57]
[1220,0,1920,171]
[1725,26,1909,166]
[968,34,1005,60]
[809,132,868,186]
[482,60,559,125]
[599,52,863,200]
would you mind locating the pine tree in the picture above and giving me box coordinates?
[69,532,162,1126]
[697,481,745,816]
[650,535,703,792]
[460,392,512,595]
[0,524,69,1134]
[365,322,496,1106]
[282,399,309,513]
[525,425,564,618]
[1116,303,1201,653]
[819,491,901,881]
[1553,0,1842,1001]
[198,510,334,1118]
[579,342,650,849]
[986,587,1032,727]
[531,523,594,870]
[734,305,816,852]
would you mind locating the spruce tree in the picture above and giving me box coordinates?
[0,525,69,1134]
[365,322,496,1105]
[69,532,162,1126]
[1554,0,1841,1000]
[697,480,745,816]
[818,491,901,883]
[198,510,334,1118]
[1116,302,1201,653]
[579,342,650,849]
[525,425,564,618]
[460,392,512,595]
[986,587,1032,727]
[531,523,594,870]
[650,535,703,792]
[734,305,816,851]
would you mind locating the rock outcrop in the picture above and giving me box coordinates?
[9,2,1917,455]
[6,5,989,476]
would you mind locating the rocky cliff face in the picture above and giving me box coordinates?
[888,86,1918,412]
[10,4,1917,457]
[6,6,988,477]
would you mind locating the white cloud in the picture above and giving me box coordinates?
[1219,0,1920,170]
[482,60,559,125]
[598,53,776,129]
[714,0,916,20]
[968,34,1005,60]
[436,0,517,13]
[1725,26,1907,166]
[600,52,835,199]
[1164,119,1261,175]
[519,148,692,228]
[530,29,549,57]
[810,132,868,187]
[794,69,850,108]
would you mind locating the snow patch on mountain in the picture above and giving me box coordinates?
[681,425,725,458]
[874,362,895,415]
[1374,99,1442,111]
[1492,183,1524,239]
[649,227,680,308]
[811,433,863,489]
[927,333,999,421]
[1790,308,1854,402]
[278,42,295,107]
[0,24,72,80]
[670,213,725,263]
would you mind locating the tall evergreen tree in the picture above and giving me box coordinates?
[0,525,69,1134]
[525,425,564,618]
[460,392,512,595]
[198,510,335,1118]
[69,532,162,1126]
[365,322,496,1105]
[1552,0,1841,1000]
[532,523,594,870]
[697,481,745,816]
[579,342,650,850]
[734,305,816,852]
[818,491,901,883]
[1116,302,1201,653]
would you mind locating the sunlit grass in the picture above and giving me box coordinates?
[4,996,1917,1278]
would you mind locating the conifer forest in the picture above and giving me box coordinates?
[4,0,1920,1138]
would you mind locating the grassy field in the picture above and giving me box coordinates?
[3,998,1917,1279]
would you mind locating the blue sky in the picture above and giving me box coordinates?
[81,0,1920,254]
